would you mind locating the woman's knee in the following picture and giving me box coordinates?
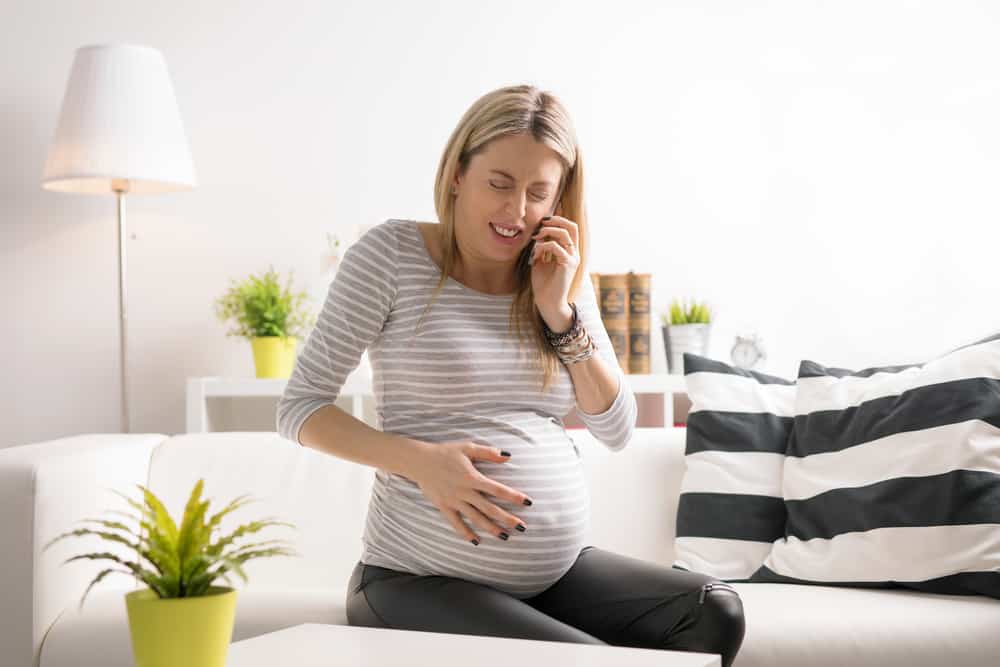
[694,583,746,667]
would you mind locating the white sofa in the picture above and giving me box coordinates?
[3,427,999,667]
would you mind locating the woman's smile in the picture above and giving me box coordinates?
[489,221,525,245]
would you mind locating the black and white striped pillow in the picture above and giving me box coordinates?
[672,353,796,581]
[751,333,1000,599]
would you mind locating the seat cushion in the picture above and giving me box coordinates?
[39,587,349,667]
[729,582,1000,667]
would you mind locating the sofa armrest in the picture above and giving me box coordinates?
[0,433,167,667]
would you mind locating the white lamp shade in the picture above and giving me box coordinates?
[42,43,196,194]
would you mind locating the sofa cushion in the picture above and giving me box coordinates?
[752,333,1000,599]
[673,353,795,580]
[730,581,1000,667]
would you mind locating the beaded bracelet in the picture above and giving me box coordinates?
[542,302,597,365]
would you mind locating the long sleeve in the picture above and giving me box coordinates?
[571,270,638,451]
[276,221,399,445]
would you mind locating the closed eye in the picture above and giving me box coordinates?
[489,181,549,202]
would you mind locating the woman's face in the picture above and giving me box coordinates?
[453,132,564,263]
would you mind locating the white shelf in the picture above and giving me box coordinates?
[190,372,685,396]
[186,370,687,433]
[625,373,688,393]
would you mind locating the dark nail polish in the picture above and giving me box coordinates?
[541,216,552,221]
[499,532,509,540]
[500,450,511,457]
[523,498,533,506]
[515,524,526,532]
[470,538,479,546]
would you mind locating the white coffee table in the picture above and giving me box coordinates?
[226,623,720,666]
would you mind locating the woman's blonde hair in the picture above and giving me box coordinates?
[419,84,589,394]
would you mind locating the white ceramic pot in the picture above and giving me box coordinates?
[662,323,712,374]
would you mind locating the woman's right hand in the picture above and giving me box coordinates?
[404,440,532,544]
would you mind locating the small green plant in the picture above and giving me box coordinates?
[214,265,316,341]
[42,479,300,610]
[662,298,713,326]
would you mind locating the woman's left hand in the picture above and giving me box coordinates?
[529,214,580,325]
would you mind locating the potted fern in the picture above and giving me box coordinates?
[42,479,299,667]
[214,265,317,378]
[661,298,713,374]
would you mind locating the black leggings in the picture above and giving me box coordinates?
[346,545,746,667]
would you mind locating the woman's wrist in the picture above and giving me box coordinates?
[539,302,574,334]
[542,302,597,365]
[390,435,434,483]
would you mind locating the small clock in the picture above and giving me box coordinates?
[731,333,766,370]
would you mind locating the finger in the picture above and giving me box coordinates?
[532,240,575,265]
[537,216,579,246]
[469,495,527,534]
[444,507,480,545]
[467,443,512,462]
[531,226,571,245]
[475,477,534,507]
[532,233,573,261]
[460,501,512,540]
[532,236,575,253]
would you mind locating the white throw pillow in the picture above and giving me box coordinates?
[673,353,796,580]
[751,333,1000,599]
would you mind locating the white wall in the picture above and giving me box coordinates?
[4,0,999,447]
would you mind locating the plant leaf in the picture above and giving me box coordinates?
[136,484,179,548]
[63,551,166,596]
[176,480,211,575]
[206,518,296,557]
[204,493,258,534]
[77,568,135,612]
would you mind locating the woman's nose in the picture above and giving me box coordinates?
[503,189,529,217]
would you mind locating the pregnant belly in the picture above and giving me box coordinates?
[369,438,591,599]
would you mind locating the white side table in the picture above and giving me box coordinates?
[225,623,720,666]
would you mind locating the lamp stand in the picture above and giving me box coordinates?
[113,181,130,433]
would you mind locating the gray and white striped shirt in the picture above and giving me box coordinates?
[276,218,637,598]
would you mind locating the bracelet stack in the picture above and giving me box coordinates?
[542,302,597,366]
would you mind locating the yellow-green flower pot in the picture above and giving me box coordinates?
[124,586,237,667]
[250,336,298,378]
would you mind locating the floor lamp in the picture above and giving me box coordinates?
[41,43,196,433]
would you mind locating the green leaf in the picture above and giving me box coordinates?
[175,480,211,572]
[205,546,300,585]
[61,551,164,595]
[206,518,297,557]
[137,484,179,548]
[664,297,712,325]
[78,568,135,611]
[46,527,139,553]
[205,493,257,532]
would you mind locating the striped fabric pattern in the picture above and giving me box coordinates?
[751,333,1000,599]
[672,353,796,581]
[276,219,637,599]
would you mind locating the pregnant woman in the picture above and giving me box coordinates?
[276,84,745,666]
